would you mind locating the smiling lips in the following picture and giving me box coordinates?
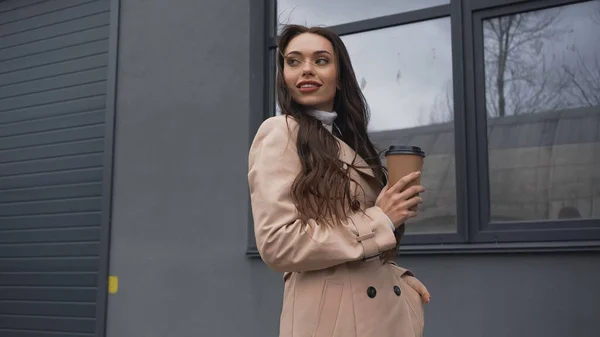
[297,80,322,93]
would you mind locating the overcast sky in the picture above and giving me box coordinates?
[277,0,599,132]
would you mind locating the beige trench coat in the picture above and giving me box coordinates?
[248,115,424,337]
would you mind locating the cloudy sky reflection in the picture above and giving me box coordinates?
[276,0,600,132]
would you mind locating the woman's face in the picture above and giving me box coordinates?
[283,33,338,112]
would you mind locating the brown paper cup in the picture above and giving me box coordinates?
[385,146,425,209]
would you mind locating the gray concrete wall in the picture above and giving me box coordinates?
[105,0,600,336]
[106,0,262,335]
[403,253,600,337]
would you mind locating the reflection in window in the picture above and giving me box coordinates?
[277,0,448,31]
[342,18,456,234]
[484,1,600,221]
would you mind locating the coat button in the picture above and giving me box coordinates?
[367,286,377,298]
[393,285,401,296]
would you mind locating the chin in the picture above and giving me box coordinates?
[296,98,329,110]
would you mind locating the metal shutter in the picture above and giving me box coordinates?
[0,0,110,336]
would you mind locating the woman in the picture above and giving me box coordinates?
[248,24,429,337]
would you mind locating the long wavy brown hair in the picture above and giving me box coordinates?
[277,24,403,256]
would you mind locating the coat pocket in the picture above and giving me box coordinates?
[389,264,424,337]
[397,278,424,337]
[312,280,344,337]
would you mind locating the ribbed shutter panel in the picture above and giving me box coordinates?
[0,0,110,336]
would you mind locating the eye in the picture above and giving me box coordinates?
[286,58,301,66]
[315,58,329,66]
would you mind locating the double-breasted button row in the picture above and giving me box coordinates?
[366,285,401,298]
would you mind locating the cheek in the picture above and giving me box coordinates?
[283,69,297,91]
[323,69,338,94]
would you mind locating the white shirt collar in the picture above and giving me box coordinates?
[306,109,337,133]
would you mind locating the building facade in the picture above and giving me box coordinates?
[1,0,599,336]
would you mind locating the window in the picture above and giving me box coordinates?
[482,2,600,222]
[249,0,600,254]
[340,19,456,235]
[470,0,600,244]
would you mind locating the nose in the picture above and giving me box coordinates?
[301,60,315,76]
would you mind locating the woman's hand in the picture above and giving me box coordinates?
[375,171,425,228]
[402,274,431,304]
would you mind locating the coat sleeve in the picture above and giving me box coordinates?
[248,116,397,272]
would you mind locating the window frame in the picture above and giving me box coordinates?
[467,0,600,243]
[247,0,600,256]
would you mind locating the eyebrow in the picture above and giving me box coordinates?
[284,50,332,57]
